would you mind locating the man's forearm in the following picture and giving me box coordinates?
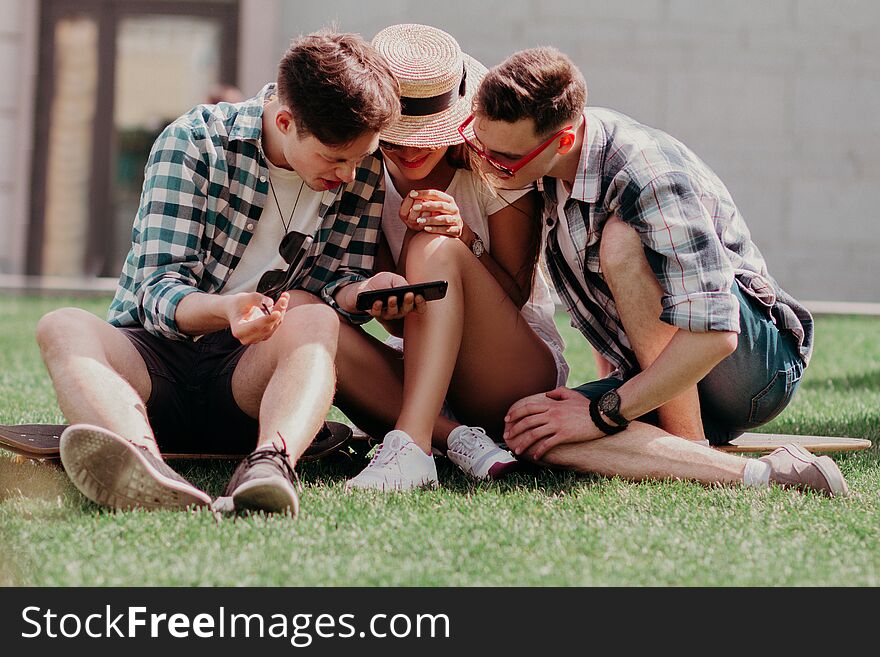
[174,292,232,336]
[617,329,738,422]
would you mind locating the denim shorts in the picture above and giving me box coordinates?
[121,327,259,453]
[572,284,805,446]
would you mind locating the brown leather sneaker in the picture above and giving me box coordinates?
[59,424,212,510]
[759,444,849,497]
[224,438,300,515]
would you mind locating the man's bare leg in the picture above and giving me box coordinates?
[37,307,213,509]
[531,420,848,496]
[36,307,157,454]
[599,215,705,440]
[230,291,341,463]
[536,421,746,483]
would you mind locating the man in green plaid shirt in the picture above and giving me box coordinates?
[37,31,413,514]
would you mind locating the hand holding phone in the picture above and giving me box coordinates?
[356,279,448,312]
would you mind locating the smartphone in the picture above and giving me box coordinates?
[356,280,448,312]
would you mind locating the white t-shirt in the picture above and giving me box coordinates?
[382,167,566,357]
[222,158,324,296]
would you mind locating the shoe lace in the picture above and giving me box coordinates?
[243,432,302,492]
[454,427,491,458]
[366,438,403,470]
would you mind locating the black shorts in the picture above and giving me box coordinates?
[121,327,259,454]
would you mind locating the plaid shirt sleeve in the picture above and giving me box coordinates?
[320,187,383,324]
[129,123,211,340]
[622,172,739,333]
[317,158,385,325]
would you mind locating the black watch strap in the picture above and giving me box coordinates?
[602,402,630,429]
[589,396,626,435]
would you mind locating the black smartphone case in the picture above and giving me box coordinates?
[356,280,448,311]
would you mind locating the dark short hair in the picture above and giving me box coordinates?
[277,30,400,146]
[474,47,586,137]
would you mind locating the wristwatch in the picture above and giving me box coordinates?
[469,234,485,258]
[588,389,629,435]
[597,389,630,429]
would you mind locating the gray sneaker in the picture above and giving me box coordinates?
[59,424,212,510]
[224,440,300,515]
[759,443,849,497]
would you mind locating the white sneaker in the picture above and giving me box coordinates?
[446,426,519,480]
[345,430,438,492]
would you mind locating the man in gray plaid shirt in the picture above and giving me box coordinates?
[37,31,413,514]
[464,47,846,496]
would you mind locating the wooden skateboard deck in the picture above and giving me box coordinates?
[716,432,871,454]
[0,422,353,462]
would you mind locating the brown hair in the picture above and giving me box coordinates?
[474,47,586,137]
[277,30,400,146]
[444,144,471,170]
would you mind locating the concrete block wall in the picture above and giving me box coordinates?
[275,0,880,302]
[0,0,33,277]
[0,0,875,301]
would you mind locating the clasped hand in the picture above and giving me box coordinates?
[400,189,464,238]
[503,387,607,461]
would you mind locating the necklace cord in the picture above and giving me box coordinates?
[267,174,306,233]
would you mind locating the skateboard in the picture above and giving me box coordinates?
[0,421,353,462]
[1,424,870,462]
[716,432,872,454]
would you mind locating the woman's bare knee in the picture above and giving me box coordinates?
[404,231,468,278]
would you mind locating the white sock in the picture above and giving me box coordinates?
[742,458,771,487]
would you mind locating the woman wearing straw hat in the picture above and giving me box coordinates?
[335,24,568,491]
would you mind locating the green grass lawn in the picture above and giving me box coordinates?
[1,294,878,586]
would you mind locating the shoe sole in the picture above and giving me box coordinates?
[784,443,849,497]
[231,476,299,515]
[59,424,212,510]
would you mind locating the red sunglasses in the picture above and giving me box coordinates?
[457,114,573,177]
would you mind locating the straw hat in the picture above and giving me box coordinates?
[372,24,487,148]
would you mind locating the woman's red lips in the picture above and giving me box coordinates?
[324,179,341,190]
[399,155,430,169]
